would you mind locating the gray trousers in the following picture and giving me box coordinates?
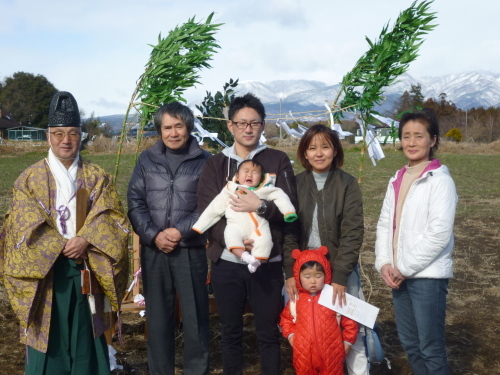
[141,245,209,375]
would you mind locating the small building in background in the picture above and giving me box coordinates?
[7,126,47,141]
[0,106,21,140]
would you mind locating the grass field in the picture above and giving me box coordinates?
[0,140,499,374]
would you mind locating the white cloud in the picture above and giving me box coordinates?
[222,0,308,28]
[1,0,499,116]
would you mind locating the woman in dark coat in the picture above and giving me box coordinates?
[284,124,369,374]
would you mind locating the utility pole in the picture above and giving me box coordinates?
[464,109,468,142]
[279,98,283,139]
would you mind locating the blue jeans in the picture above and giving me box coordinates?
[392,278,449,375]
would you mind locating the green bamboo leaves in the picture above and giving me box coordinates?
[334,1,437,123]
[138,12,223,123]
[113,12,222,182]
[332,0,437,183]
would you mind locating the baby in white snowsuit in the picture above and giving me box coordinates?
[193,160,297,272]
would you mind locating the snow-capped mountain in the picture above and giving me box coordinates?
[420,71,500,109]
[102,71,499,129]
[234,70,500,117]
[237,80,328,103]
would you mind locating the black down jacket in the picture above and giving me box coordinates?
[127,137,211,248]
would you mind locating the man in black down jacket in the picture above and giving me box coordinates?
[127,102,211,375]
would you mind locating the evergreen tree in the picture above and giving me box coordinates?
[424,94,461,134]
[438,92,448,106]
[392,84,425,117]
[392,90,412,116]
[82,111,107,139]
[409,83,425,108]
[197,79,238,150]
[0,72,57,128]
[437,93,457,117]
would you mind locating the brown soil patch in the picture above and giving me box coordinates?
[2,214,498,374]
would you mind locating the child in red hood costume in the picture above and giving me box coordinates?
[280,246,359,375]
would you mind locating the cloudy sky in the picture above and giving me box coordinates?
[2,0,499,117]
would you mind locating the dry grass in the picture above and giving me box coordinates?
[2,138,498,157]
[436,139,500,154]
[0,140,47,155]
[335,139,500,155]
[0,136,161,156]
[85,135,160,154]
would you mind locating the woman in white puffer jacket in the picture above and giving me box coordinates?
[375,108,457,375]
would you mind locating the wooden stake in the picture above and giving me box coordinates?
[75,188,89,264]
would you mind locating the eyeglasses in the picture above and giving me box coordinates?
[231,121,263,130]
[49,131,81,141]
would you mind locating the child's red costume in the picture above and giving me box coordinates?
[280,246,359,375]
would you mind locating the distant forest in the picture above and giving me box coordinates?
[1,73,499,143]
[387,84,499,142]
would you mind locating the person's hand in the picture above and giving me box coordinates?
[155,230,178,253]
[332,283,347,307]
[380,264,403,289]
[391,266,405,287]
[344,342,351,355]
[286,277,298,303]
[243,239,254,251]
[230,187,262,212]
[288,334,295,347]
[163,227,182,243]
[62,236,89,259]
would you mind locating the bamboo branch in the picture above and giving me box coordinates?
[112,12,223,181]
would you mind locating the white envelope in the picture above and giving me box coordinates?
[318,284,380,329]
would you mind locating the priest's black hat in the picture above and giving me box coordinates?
[48,91,81,127]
